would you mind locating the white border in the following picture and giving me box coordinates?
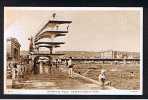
[4,7,143,95]
[140,7,143,95]
[5,7,141,11]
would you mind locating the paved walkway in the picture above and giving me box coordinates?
[7,65,116,90]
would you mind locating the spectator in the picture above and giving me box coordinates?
[56,25,59,30]
[68,57,74,78]
[12,63,17,80]
[52,13,56,19]
[130,71,135,79]
[67,25,69,31]
[55,59,59,71]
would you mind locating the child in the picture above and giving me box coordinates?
[99,69,107,88]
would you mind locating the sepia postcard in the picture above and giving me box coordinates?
[4,7,143,95]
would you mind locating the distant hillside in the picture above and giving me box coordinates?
[57,51,100,57]
[20,50,100,57]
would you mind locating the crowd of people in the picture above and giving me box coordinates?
[7,61,29,82]
[7,56,113,89]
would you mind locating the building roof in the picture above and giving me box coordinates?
[7,37,21,47]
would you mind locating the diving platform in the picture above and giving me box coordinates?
[38,45,60,48]
[35,32,66,42]
[48,20,72,24]
[35,42,65,45]
[36,31,68,37]
[35,20,72,37]
[40,30,68,33]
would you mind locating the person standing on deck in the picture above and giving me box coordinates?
[67,25,69,31]
[68,57,74,78]
[66,59,68,67]
[55,59,59,71]
[52,13,56,19]
[12,62,18,88]
[19,64,24,81]
[12,63,17,80]
[48,59,52,74]
[99,69,107,88]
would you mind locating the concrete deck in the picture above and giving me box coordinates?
[6,65,116,90]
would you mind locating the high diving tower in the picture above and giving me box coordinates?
[28,13,72,74]
[29,13,72,56]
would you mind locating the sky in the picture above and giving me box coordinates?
[4,7,142,52]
